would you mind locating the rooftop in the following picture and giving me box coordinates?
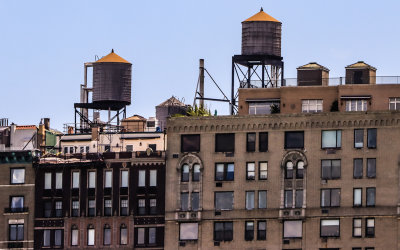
[95,49,131,64]
[243,8,280,23]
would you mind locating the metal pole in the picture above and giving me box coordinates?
[262,62,265,88]
[199,59,205,108]
[231,58,235,115]
[281,62,285,87]
[247,66,251,88]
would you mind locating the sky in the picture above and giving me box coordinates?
[1,0,400,131]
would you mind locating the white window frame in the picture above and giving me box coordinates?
[345,99,368,111]
[389,97,400,110]
[302,99,323,113]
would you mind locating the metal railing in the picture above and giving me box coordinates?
[4,207,29,213]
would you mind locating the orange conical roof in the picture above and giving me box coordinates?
[243,8,280,23]
[95,49,131,64]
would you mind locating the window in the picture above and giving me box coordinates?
[80,146,84,153]
[320,219,340,237]
[9,223,24,241]
[104,170,112,188]
[366,218,375,237]
[353,218,362,237]
[321,189,340,207]
[138,170,146,187]
[11,168,25,184]
[245,221,254,241]
[10,196,24,212]
[321,159,341,179]
[148,227,156,244]
[248,101,280,115]
[259,162,268,180]
[126,145,133,152]
[285,131,304,149]
[215,133,235,152]
[55,201,63,217]
[366,188,375,207]
[69,146,74,154]
[257,221,266,240]
[367,158,376,178]
[322,130,342,148]
[258,191,267,209]
[103,225,111,245]
[246,191,255,210]
[64,147,68,154]
[138,198,146,215]
[88,171,96,189]
[179,223,198,240]
[215,192,234,210]
[120,199,128,216]
[285,161,294,179]
[104,145,111,152]
[191,193,199,211]
[180,193,188,211]
[246,133,256,152]
[181,164,189,182]
[104,199,112,216]
[353,159,363,178]
[88,199,96,217]
[353,188,362,207]
[246,162,255,180]
[259,132,268,152]
[72,200,79,217]
[120,225,128,245]
[55,229,62,246]
[367,128,377,148]
[44,201,52,217]
[55,172,62,189]
[193,164,200,181]
[181,134,200,152]
[121,170,129,188]
[283,220,302,238]
[148,144,157,151]
[137,228,145,245]
[149,198,157,214]
[389,97,400,110]
[215,163,234,181]
[43,229,50,247]
[71,226,79,246]
[354,129,364,148]
[302,99,323,113]
[214,222,233,241]
[296,161,304,179]
[150,170,157,187]
[45,172,52,189]
[346,99,367,111]
[284,190,293,208]
[86,146,89,153]
[87,227,95,246]
[72,172,80,189]
[295,190,303,208]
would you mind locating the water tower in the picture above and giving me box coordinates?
[74,49,132,133]
[231,8,284,114]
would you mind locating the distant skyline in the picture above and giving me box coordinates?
[1,0,400,130]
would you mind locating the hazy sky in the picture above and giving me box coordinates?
[1,0,400,130]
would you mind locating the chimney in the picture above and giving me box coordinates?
[67,126,74,134]
[44,118,50,130]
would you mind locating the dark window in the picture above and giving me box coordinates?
[215,192,233,210]
[257,221,266,240]
[72,200,79,217]
[149,199,157,215]
[215,133,235,152]
[367,128,377,148]
[354,71,363,84]
[354,129,364,148]
[104,199,112,216]
[244,221,254,241]
[10,196,24,212]
[180,193,188,211]
[9,224,24,241]
[353,218,362,237]
[246,133,256,152]
[259,132,268,152]
[148,227,156,245]
[295,190,303,208]
[44,201,52,218]
[192,164,200,182]
[215,163,234,181]
[246,162,255,180]
[366,218,375,237]
[353,159,363,178]
[148,144,157,151]
[120,199,128,216]
[367,158,376,178]
[214,222,233,241]
[320,219,340,237]
[55,201,63,217]
[285,131,304,149]
[55,229,62,246]
[181,134,200,152]
[181,164,189,182]
[284,190,293,208]
[88,199,96,217]
[321,159,341,179]
[191,193,199,211]
[104,225,111,245]
[104,145,111,152]
[259,162,268,180]
[138,199,146,215]
[321,130,342,149]
[321,189,340,207]
[366,188,376,207]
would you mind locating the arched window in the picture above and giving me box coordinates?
[193,164,200,181]
[71,225,79,246]
[296,161,304,179]
[120,224,128,245]
[87,224,95,246]
[181,164,189,182]
[103,224,111,245]
[285,161,293,179]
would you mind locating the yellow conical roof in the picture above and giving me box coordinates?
[95,49,131,64]
[243,8,280,23]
